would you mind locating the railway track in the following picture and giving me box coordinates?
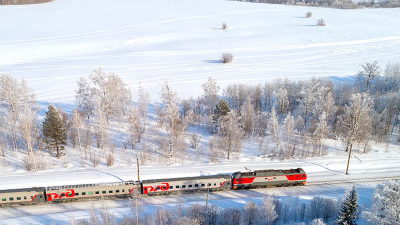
[306,176,400,186]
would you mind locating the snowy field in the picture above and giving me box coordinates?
[0,0,399,103]
[1,0,400,224]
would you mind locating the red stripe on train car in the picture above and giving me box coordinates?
[233,177,256,185]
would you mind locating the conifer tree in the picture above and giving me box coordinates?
[42,104,67,158]
[335,185,359,225]
[213,99,230,123]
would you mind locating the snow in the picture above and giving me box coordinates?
[0,0,400,224]
[1,0,400,103]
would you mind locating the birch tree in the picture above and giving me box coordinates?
[76,77,94,119]
[157,81,192,160]
[217,111,244,160]
[201,77,220,116]
[0,74,21,153]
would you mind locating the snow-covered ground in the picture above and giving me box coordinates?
[1,0,399,103]
[1,0,400,224]
[0,182,379,225]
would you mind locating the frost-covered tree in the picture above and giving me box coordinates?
[365,180,400,225]
[70,109,84,154]
[314,111,329,155]
[282,112,295,157]
[357,61,380,91]
[42,104,67,157]
[311,218,326,225]
[128,188,143,225]
[75,77,94,119]
[93,96,108,150]
[0,74,21,153]
[269,107,280,148]
[157,81,192,160]
[217,111,244,160]
[261,195,278,225]
[340,93,374,167]
[243,201,260,225]
[335,185,359,225]
[202,77,220,117]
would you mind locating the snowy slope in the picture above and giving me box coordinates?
[0,0,399,103]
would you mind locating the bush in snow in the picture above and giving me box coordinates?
[221,23,228,30]
[305,12,312,18]
[189,132,201,149]
[316,19,326,26]
[364,180,400,225]
[106,153,115,167]
[222,53,233,63]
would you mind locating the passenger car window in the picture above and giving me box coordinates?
[189,185,192,188]
[182,185,186,188]
[89,192,93,195]
[24,196,27,200]
[102,191,106,194]
[109,190,113,193]
[176,185,179,188]
[2,198,6,201]
[122,189,125,192]
[201,184,205,187]
[116,190,120,193]
[170,186,173,189]
[9,197,14,201]
[75,193,80,196]
[82,192,86,196]
[96,191,100,194]
[195,184,198,187]
[17,197,21,200]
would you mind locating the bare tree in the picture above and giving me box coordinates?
[93,96,108,150]
[0,74,21,153]
[269,107,280,148]
[217,111,244,160]
[201,77,220,117]
[156,81,193,160]
[282,112,295,157]
[314,111,329,156]
[18,79,38,155]
[357,61,380,91]
[341,93,374,174]
[76,77,94,119]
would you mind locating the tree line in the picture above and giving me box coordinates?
[0,61,399,170]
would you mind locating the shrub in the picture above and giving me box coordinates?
[317,19,326,26]
[106,153,115,167]
[91,154,100,167]
[222,23,228,30]
[189,132,201,149]
[306,12,312,18]
[222,53,233,63]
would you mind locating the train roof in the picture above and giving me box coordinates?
[142,174,230,183]
[46,180,138,190]
[0,187,44,193]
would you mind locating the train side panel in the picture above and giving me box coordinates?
[142,175,231,195]
[0,188,45,206]
[45,181,139,202]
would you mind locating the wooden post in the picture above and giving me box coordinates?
[346,144,352,175]
[137,158,140,181]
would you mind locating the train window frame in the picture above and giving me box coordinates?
[2,198,6,201]
[89,191,93,195]
[102,191,106,194]
[96,191,100,194]
[195,184,198,187]
[17,197,21,200]
[201,184,205,187]
[9,197,14,201]
[182,185,186,188]
[189,185,192,188]
[82,192,86,196]
[75,193,80,196]
[109,190,113,193]
[116,190,120,193]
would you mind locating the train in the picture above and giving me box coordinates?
[0,168,306,206]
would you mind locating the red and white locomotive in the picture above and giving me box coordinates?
[0,168,306,206]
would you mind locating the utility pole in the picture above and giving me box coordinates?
[137,158,140,181]
[346,144,352,175]
[206,182,209,209]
